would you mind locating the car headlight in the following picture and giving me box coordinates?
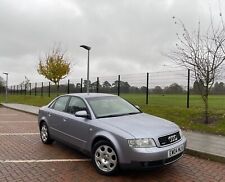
[179,129,183,138]
[128,138,156,148]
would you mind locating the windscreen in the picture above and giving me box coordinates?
[86,96,140,118]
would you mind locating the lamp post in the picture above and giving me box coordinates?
[80,45,91,94]
[3,72,8,103]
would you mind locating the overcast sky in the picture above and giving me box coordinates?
[0,0,224,85]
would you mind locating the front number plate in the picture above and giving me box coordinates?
[168,145,184,158]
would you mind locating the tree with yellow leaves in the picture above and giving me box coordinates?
[37,46,71,85]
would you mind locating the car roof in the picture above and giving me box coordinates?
[65,93,117,99]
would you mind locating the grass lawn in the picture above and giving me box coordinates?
[1,93,225,136]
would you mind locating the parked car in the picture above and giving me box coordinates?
[38,93,187,175]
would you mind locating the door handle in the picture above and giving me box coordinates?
[63,118,67,122]
[48,113,52,117]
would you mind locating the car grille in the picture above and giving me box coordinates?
[158,132,181,146]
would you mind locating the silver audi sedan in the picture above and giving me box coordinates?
[38,93,187,175]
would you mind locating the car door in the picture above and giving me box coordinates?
[65,96,91,149]
[47,96,70,141]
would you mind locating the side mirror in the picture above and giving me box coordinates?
[75,110,88,118]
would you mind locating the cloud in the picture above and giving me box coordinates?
[0,0,223,85]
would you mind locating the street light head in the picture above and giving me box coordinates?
[80,45,91,51]
[3,72,8,75]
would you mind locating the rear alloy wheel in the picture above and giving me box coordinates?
[40,122,53,144]
[92,140,119,175]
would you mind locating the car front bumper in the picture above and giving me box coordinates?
[119,136,187,167]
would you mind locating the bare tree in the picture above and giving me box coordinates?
[19,76,30,89]
[169,15,225,123]
[0,76,5,88]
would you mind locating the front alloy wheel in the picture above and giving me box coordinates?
[40,122,53,144]
[92,141,118,175]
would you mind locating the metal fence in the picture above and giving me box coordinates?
[0,69,197,107]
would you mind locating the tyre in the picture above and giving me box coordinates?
[92,140,119,175]
[40,122,54,144]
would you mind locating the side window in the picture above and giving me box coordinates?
[53,96,69,112]
[67,97,87,114]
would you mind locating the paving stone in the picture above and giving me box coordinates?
[0,107,225,181]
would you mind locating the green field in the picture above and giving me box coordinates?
[1,93,225,136]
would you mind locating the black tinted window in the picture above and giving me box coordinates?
[67,97,87,114]
[53,96,69,112]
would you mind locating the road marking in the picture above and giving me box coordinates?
[0,159,91,163]
[0,133,39,136]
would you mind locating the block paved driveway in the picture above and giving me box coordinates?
[0,107,225,182]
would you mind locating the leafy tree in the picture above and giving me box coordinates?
[169,14,225,123]
[152,86,163,94]
[91,81,101,91]
[102,81,111,88]
[120,81,131,92]
[83,80,91,89]
[140,86,147,93]
[130,86,140,93]
[101,81,112,93]
[37,46,71,85]
[76,83,81,88]
[192,80,204,94]
[164,83,184,94]
[112,80,131,93]
[212,82,225,94]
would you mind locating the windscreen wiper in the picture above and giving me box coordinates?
[98,113,130,118]
[98,112,140,118]
[127,112,141,115]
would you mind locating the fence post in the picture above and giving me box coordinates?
[48,82,51,97]
[80,78,83,93]
[41,82,43,96]
[97,77,99,93]
[118,75,120,96]
[187,69,190,108]
[67,79,70,94]
[25,85,27,95]
[29,83,31,95]
[35,83,37,96]
[146,72,149,104]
